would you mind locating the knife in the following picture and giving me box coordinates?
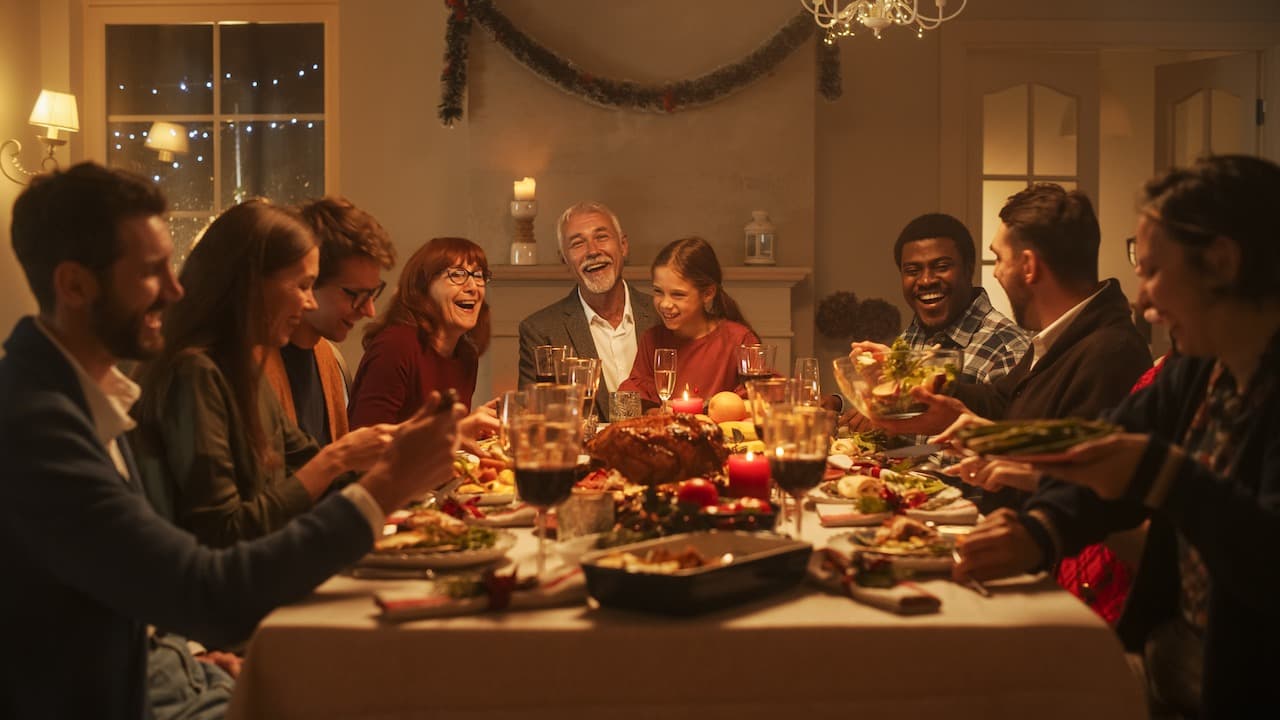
[881,442,946,459]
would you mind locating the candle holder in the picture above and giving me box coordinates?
[510,199,538,265]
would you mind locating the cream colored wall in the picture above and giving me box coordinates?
[0,0,45,340]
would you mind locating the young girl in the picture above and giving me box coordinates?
[620,236,759,408]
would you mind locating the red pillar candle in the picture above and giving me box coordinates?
[669,390,704,415]
[727,450,771,500]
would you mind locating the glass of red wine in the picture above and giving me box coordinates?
[735,343,777,385]
[510,383,583,577]
[533,345,566,384]
[761,404,835,540]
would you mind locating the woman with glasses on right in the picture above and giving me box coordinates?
[348,237,499,442]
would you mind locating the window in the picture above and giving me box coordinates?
[85,3,337,265]
[979,81,1083,320]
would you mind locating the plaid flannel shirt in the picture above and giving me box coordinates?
[901,287,1030,384]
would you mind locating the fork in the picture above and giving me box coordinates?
[951,547,991,597]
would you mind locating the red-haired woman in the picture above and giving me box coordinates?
[348,237,498,441]
[619,236,759,407]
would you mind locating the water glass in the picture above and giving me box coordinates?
[794,356,821,406]
[736,344,777,383]
[534,345,566,384]
[609,390,642,422]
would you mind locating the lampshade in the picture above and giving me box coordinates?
[28,90,79,142]
[145,121,190,162]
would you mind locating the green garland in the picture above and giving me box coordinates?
[440,0,842,125]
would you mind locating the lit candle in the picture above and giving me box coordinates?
[727,450,771,500]
[669,389,704,415]
[513,176,536,201]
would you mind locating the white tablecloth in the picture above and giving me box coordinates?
[228,515,1145,720]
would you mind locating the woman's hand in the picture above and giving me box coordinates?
[942,456,1041,493]
[458,404,501,456]
[1031,433,1151,500]
[953,508,1044,582]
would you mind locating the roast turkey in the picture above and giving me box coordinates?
[586,413,729,486]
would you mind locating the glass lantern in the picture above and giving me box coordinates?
[744,210,776,266]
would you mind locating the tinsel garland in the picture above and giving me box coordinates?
[439,0,843,126]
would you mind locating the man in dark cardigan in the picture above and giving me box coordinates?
[867,184,1151,512]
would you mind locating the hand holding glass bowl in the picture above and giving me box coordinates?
[832,342,962,421]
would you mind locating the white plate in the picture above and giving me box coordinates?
[452,491,517,507]
[815,504,892,527]
[360,531,517,570]
[827,529,955,572]
[826,453,854,471]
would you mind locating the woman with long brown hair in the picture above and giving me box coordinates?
[619,236,759,406]
[348,237,499,440]
[133,199,396,548]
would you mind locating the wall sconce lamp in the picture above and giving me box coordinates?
[145,121,189,162]
[1,89,80,185]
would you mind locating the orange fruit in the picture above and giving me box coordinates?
[707,391,748,423]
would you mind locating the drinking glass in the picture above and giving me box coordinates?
[554,347,578,384]
[653,348,677,411]
[497,389,527,456]
[609,390,642,422]
[793,356,821,406]
[745,378,798,523]
[510,383,583,577]
[735,344,777,384]
[761,404,835,540]
[567,358,602,437]
[533,345,566,384]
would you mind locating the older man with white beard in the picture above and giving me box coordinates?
[517,201,659,420]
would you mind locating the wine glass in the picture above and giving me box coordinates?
[567,358,602,437]
[735,344,777,384]
[745,378,798,521]
[533,345,565,384]
[793,356,821,406]
[654,348,677,411]
[510,383,583,577]
[761,404,835,540]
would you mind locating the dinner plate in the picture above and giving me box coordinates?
[452,491,517,506]
[807,482,962,506]
[360,531,517,570]
[827,529,955,572]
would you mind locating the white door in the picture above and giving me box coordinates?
[1154,52,1262,172]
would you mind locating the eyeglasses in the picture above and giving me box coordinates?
[442,267,491,286]
[339,280,386,310]
[1125,237,1137,268]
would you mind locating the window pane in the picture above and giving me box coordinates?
[220,24,324,115]
[1032,84,1077,176]
[980,264,1014,321]
[107,25,212,116]
[1174,90,1206,167]
[981,180,1027,261]
[1209,89,1243,155]
[106,121,214,212]
[170,215,216,270]
[220,120,325,206]
[983,84,1028,175]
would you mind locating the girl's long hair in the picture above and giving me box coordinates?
[138,199,316,472]
[363,236,492,358]
[651,236,751,332]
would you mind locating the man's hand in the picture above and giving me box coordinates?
[359,391,463,514]
[868,386,970,436]
[953,508,1043,582]
[1032,433,1151,500]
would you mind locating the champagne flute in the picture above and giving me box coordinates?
[554,347,578,384]
[510,384,583,577]
[794,356,821,406]
[762,404,835,540]
[654,348,677,411]
[498,389,527,457]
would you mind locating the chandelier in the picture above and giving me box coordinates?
[801,0,968,42]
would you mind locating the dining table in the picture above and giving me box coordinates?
[227,503,1146,720]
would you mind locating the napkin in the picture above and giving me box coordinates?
[807,550,941,615]
[375,567,585,622]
